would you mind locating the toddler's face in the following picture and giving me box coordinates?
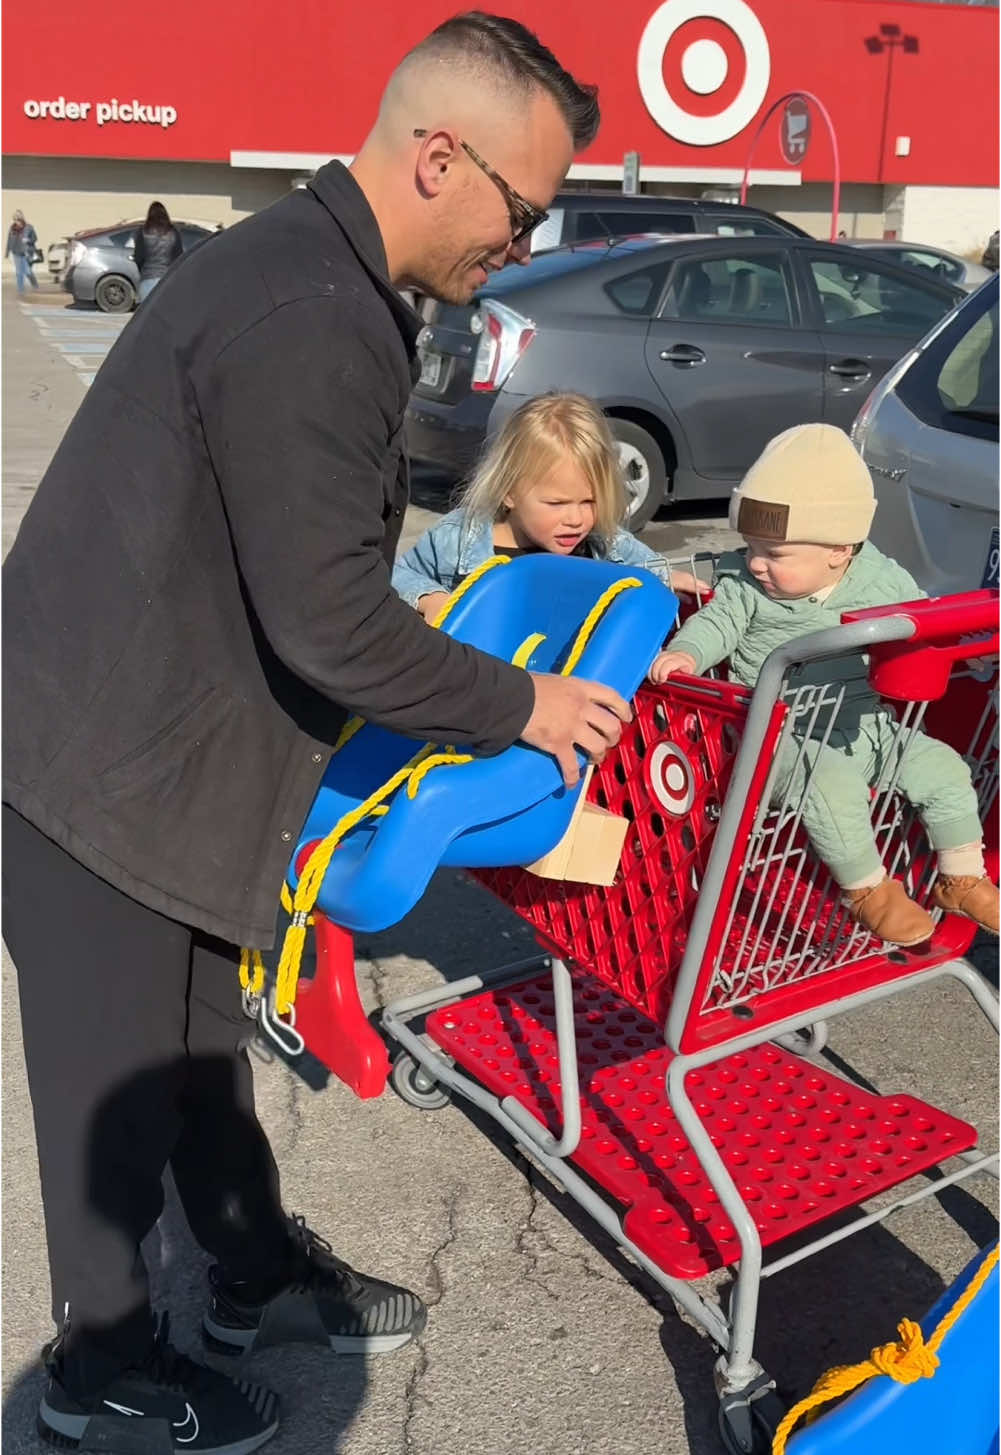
[506,458,597,555]
[743,537,854,599]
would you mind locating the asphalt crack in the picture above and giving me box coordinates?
[402,1185,461,1455]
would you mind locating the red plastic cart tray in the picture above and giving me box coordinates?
[427,971,977,1280]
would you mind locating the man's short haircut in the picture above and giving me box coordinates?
[410,11,599,150]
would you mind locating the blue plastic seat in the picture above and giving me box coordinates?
[786,1244,999,1455]
[289,556,678,933]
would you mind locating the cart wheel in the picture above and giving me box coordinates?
[390,1051,451,1110]
[717,1377,786,1455]
[774,1021,829,1056]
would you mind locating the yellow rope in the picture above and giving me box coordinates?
[431,554,512,629]
[239,947,266,996]
[262,564,642,1018]
[771,1244,1000,1455]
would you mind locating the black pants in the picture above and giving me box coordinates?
[2,806,293,1399]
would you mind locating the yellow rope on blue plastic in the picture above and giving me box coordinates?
[771,1244,1000,1454]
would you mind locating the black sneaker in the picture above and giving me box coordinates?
[38,1314,279,1454]
[202,1216,426,1356]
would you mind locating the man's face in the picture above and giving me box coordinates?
[414,92,574,304]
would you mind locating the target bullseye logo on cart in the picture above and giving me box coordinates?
[648,742,697,817]
[637,0,771,146]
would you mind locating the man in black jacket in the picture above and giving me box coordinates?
[3,13,628,1454]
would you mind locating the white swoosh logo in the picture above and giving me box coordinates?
[173,1403,200,1444]
[103,1400,144,1416]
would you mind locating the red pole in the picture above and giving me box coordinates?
[740,90,841,241]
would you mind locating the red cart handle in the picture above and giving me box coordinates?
[842,590,999,701]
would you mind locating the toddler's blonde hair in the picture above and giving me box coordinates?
[461,393,627,543]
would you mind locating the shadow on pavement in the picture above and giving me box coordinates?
[1,1093,369,1454]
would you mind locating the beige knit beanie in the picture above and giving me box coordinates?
[728,423,876,546]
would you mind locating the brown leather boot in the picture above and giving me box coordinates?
[843,877,935,947]
[932,875,1000,934]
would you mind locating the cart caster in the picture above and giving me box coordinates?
[774,1021,829,1056]
[390,1050,451,1110]
[717,1374,786,1455]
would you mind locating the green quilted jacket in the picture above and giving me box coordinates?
[671,542,925,716]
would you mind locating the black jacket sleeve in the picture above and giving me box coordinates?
[168,228,183,264]
[133,229,146,271]
[199,296,535,755]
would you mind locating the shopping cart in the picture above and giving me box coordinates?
[377,584,999,1454]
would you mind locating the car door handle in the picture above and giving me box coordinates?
[827,358,871,381]
[659,344,706,366]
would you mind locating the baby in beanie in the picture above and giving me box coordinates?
[650,422,998,947]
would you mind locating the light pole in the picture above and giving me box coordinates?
[865,23,919,185]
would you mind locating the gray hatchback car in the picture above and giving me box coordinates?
[61,219,221,312]
[407,235,962,526]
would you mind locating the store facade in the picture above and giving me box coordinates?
[3,0,997,261]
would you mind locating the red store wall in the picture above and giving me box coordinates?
[3,0,997,186]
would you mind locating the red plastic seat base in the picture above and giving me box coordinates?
[427,971,977,1280]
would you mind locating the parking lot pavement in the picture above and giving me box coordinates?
[10,283,129,390]
[2,277,997,1455]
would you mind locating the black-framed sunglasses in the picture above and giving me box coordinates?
[414,129,549,246]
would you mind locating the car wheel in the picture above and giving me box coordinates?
[94,274,136,314]
[610,419,668,530]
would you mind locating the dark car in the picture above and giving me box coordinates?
[524,191,811,254]
[407,234,962,526]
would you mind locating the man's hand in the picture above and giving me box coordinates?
[648,649,698,684]
[417,590,451,623]
[522,673,632,788]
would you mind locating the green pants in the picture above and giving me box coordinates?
[769,709,982,887]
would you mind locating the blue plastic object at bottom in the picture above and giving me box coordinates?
[290,556,678,934]
[787,1244,999,1455]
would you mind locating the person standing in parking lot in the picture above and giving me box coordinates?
[3,14,627,1455]
[133,200,182,302]
[6,209,40,292]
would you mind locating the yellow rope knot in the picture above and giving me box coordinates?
[772,1244,999,1455]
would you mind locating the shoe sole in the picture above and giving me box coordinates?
[202,1314,417,1357]
[38,1400,279,1455]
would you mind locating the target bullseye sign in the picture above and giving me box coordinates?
[648,742,697,816]
[637,0,772,146]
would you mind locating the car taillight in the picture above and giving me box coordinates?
[471,300,535,393]
[68,240,87,268]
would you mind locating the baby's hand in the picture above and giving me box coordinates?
[648,649,698,684]
[417,590,451,624]
[666,569,708,598]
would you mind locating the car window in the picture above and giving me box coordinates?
[572,210,695,243]
[603,263,671,317]
[108,228,136,248]
[807,256,951,333]
[701,213,789,238]
[895,291,999,444]
[660,252,793,326]
[177,225,211,252]
[900,248,963,283]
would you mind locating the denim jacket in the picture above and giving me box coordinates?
[392,507,669,606]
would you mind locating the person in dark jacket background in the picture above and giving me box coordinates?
[2,14,626,1454]
[133,200,183,302]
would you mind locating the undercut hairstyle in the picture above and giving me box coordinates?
[408,12,599,150]
[461,393,626,542]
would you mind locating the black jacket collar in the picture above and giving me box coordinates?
[309,160,422,355]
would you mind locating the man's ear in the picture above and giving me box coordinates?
[415,129,460,200]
